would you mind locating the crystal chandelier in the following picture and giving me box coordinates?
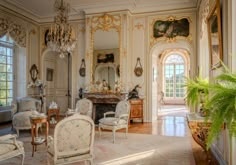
[47,0,76,58]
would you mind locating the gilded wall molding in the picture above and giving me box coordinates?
[0,17,26,47]
[134,22,144,30]
[149,15,193,49]
[91,14,121,32]
[29,29,36,35]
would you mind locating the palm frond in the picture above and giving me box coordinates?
[184,76,209,109]
[206,74,236,148]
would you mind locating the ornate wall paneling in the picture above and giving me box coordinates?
[131,17,146,92]
[77,23,86,92]
[131,17,146,121]
[198,0,210,78]
[120,13,129,91]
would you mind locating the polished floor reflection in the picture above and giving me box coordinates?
[128,105,190,137]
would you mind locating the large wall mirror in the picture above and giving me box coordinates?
[90,14,121,92]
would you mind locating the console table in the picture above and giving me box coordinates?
[186,113,211,151]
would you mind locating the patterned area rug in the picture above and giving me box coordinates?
[1,131,195,165]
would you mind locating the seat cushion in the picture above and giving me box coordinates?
[0,141,23,156]
[13,111,39,128]
[99,117,127,126]
[18,100,36,112]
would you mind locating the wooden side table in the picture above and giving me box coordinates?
[129,99,143,124]
[30,115,48,157]
[47,108,60,126]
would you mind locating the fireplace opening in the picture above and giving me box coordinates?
[94,103,116,124]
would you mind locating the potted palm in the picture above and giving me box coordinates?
[185,64,236,151]
[206,67,236,148]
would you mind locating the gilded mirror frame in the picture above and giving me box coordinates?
[90,14,121,90]
[207,0,223,69]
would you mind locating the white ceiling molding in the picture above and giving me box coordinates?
[0,0,199,23]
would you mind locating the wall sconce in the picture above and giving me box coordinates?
[79,59,86,77]
[134,57,143,77]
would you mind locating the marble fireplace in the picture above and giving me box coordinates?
[84,92,127,124]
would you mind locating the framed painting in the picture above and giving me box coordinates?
[207,0,223,69]
[153,18,189,39]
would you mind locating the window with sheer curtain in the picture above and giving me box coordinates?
[0,35,14,106]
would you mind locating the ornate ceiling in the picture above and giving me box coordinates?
[0,0,199,23]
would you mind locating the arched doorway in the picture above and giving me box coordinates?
[149,41,193,121]
[157,49,190,116]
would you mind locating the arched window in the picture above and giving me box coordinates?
[0,35,14,106]
[164,54,185,99]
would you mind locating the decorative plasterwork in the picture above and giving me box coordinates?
[91,14,121,32]
[149,16,192,48]
[79,27,85,33]
[199,0,209,39]
[0,17,26,47]
[134,23,144,30]
[2,0,199,22]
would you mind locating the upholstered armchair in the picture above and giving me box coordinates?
[0,134,25,165]
[98,100,130,143]
[66,98,93,117]
[47,114,95,165]
[12,97,42,136]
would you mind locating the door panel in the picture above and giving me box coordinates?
[43,53,69,115]
[55,57,69,114]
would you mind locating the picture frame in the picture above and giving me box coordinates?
[207,0,223,69]
[46,68,53,81]
[153,18,189,39]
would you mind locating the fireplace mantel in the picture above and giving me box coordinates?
[84,92,127,104]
